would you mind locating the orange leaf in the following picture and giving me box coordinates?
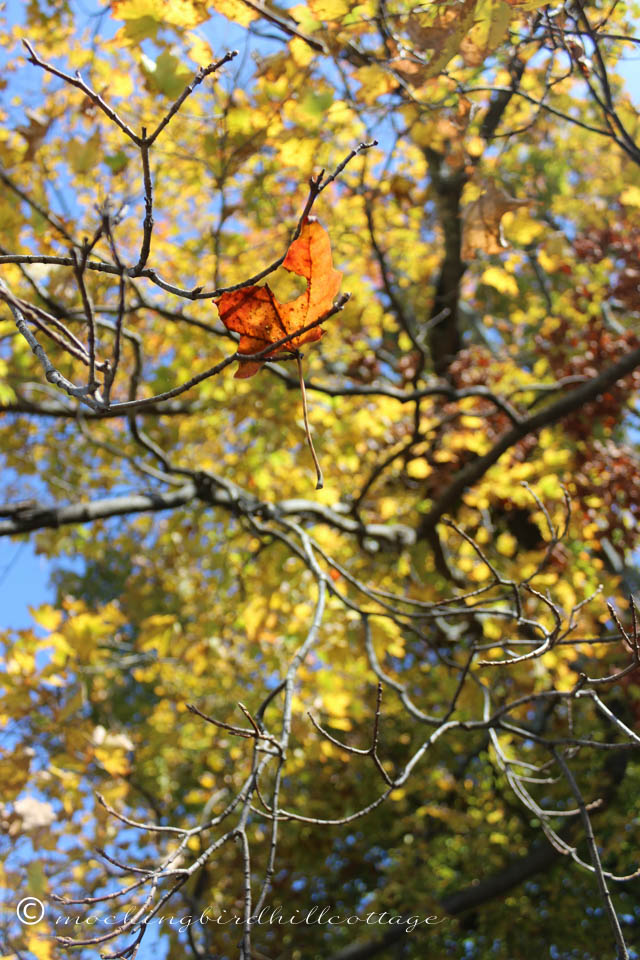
[215,219,342,378]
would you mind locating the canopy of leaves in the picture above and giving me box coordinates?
[1,2,640,959]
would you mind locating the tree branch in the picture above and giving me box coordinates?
[423,149,467,378]
[0,398,196,418]
[0,486,198,536]
[0,479,415,544]
[418,344,640,537]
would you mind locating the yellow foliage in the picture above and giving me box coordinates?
[94,746,131,776]
[495,532,517,557]
[406,458,432,479]
[481,266,519,296]
[0,0,637,941]
[620,185,640,206]
[25,932,54,960]
[323,690,351,716]
[308,0,350,19]
[504,209,545,244]
[112,0,209,30]
[187,32,214,65]
[289,36,315,67]
[30,605,63,631]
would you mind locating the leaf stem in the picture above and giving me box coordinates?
[297,354,323,490]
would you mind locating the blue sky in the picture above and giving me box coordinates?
[0,539,51,629]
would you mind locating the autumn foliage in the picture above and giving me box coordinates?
[1,2,640,960]
[216,218,341,377]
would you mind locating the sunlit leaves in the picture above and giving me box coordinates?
[1,1,640,958]
[111,0,209,42]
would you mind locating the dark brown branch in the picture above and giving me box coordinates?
[326,833,568,960]
[327,745,631,960]
[480,55,526,140]
[238,0,327,52]
[418,344,640,537]
[130,131,154,275]
[0,166,77,246]
[145,53,239,146]
[22,40,142,145]
[0,142,375,301]
[423,148,467,378]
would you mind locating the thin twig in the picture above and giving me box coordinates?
[297,353,323,489]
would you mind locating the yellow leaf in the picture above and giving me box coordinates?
[187,32,214,66]
[378,497,398,520]
[495,532,517,556]
[481,266,519,296]
[504,209,545,245]
[482,619,502,640]
[309,0,350,19]
[620,185,640,207]
[214,0,258,26]
[489,832,508,844]
[7,650,35,675]
[460,0,511,68]
[25,932,54,960]
[30,605,63,632]
[466,135,485,157]
[323,691,351,716]
[387,641,406,657]
[94,746,130,777]
[109,72,134,98]
[111,0,209,30]
[582,522,600,540]
[469,564,490,582]
[354,65,397,104]
[538,249,560,272]
[404,0,477,79]
[329,717,353,731]
[277,138,316,169]
[406,458,432,479]
[289,36,315,67]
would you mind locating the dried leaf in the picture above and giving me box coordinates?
[404,0,477,79]
[460,0,511,68]
[17,109,52,162]
[216,219,341,378]
[461,183,528,260]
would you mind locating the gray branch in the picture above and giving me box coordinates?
[0,480,414,545]
[0,486,198,535]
